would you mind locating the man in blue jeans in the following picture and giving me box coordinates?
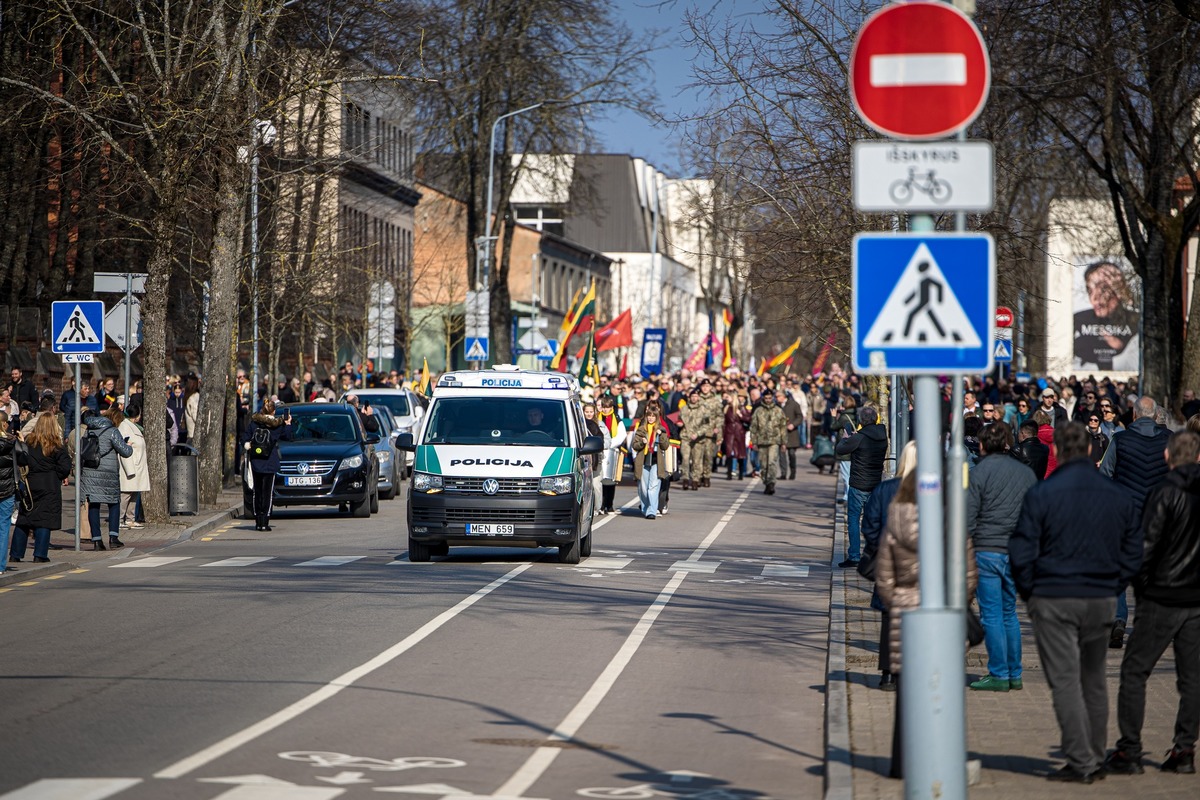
[966,421,1038,691]
[834,405,888,567]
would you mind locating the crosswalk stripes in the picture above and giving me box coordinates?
[95,555,816,581]
[0,778,141,799]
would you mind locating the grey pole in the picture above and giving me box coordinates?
[249,122,261,407]
[74,362,81,552]
[123,273,132,409]
[947,376,967,609]
[483,102,545,294]
[1017,289,1027,373]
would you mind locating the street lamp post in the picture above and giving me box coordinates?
[480,102,545,294]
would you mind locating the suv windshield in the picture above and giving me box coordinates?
[280,410,360,442]
[424,397,568,446]
[349,392,410,418]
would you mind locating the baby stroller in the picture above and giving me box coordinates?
[810,436,836,473]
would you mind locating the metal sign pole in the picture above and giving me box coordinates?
[74,362,82,552]
[124,273,133,409]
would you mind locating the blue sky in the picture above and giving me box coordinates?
[594,1,770,177]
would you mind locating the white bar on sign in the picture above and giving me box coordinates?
[0,778,142,800]
[870,53,967,87]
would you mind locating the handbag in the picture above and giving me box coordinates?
[13,447,33,513]
[856,548,877,581]
[966,607,985,648]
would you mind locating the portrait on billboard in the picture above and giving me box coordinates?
[1072,257,1139,371]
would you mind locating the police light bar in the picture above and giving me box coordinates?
[437,368,577,391]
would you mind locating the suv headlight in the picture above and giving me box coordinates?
[413,472,443,493]
[539,475,573,495]
[376,450,391,463]
[339,454,364,470]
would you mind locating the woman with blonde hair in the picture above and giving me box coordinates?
[8,413,71,564]
[0,411,18,572]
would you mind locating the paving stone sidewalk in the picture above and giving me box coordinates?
[1,485,241,586]
[825,484,1195,799]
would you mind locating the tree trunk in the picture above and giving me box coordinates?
[197,157,244,506]
[1140,227,1171,402]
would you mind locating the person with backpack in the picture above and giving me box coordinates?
[243,400,292,531]
[80,407,134,550]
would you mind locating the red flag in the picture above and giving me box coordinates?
[811,332,837,376]
[575,308,633,358]
[618,352,629,381]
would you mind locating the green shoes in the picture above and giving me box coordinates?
[1010,678,1023,690]
[969,676,1011,692]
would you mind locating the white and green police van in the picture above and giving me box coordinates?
[396,365,603,564]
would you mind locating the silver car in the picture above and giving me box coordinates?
[342,388,426,478]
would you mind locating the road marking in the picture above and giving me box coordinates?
[373,785,472,795]
[668,561,720,574]
[0,588,12,594]
[70,568,89,573]
[0,778,141,799]
[491,479,760,798]
[44,575,65,580]
[17,581,38,587]
[575,557,632,570]
[207,787,344,799]
[204,557,275,568]
[154,564,535,779]
[761,565,810,578]
[201,538,215,542]
[294,556,366,567]
[110,557,192,569]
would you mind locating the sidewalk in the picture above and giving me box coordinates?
[824,482,1193,799]
[1,486,242,586]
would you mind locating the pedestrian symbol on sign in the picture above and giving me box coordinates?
[56,305,101,345]
[862,243,981,349]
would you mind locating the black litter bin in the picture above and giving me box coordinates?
[169,443,199,515]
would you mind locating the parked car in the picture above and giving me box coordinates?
[243,403,380,518]
[366,403,400,500]
[343,388,424,479]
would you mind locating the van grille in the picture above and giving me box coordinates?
[411,506,573,525]
[443,477,540,495]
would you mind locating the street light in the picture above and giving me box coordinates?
[479,102,546,293]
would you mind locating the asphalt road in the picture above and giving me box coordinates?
[0,469,837,800]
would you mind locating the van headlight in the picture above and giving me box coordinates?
[539,475,573,495]
[413,472,443,493]
[339,454,364,470]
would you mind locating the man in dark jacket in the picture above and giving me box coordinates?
[779,389,805,480]
[7,367,37,411]
[243,401,293,531]
[967,421,1038,692]
[834,405,888,568]
[1099,395,1171,647]
[1010,422,1143,783]
[1105,430,1200,776]
[1011,420,1050,479]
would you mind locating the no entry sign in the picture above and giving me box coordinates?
[850,1,990,140]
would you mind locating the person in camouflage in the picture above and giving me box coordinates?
[680,388,707,490]
[750,391,788,495]
[695,378,723,487]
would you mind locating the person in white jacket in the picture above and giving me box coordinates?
[118,400,150,529]
[596,395,625,514]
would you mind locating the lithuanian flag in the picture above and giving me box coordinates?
[764,337,801,375]
[577,332,599,388]
[550,281,596,372]
[418,358,432,397]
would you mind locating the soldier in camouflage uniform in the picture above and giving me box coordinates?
[679,388,706,490]
[750,391,788,495]
[695,379,722,487]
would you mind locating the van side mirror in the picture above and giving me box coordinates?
[397,433,416,451]
[579,435,603,456]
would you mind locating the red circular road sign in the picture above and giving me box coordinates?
[996,307,1014,327]
[850,2,990,140]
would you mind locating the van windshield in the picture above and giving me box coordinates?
[424,397,568,446]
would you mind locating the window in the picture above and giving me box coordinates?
[513,205,564,236]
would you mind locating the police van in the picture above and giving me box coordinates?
[396,365,603,564]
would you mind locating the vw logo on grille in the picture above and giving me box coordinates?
[297,462,310,475]
[482,479,500,495]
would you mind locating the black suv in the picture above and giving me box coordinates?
[242,403,381,518]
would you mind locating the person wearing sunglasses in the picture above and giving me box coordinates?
[1086,414,1110,466]
[1099,401,1124,438]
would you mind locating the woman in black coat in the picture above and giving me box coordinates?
[9,413,72,564]
[242,400,293,531]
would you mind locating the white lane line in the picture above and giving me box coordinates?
[0,778,142,800]
[761,564,809,578]
[577,557,632,570]
[293,556,366,567]
[668,560,720,574]
[110,557,192,569]
[203,557,275,568]
[491,479,760,798]
[154,564,534,779]
[208,786,344,799]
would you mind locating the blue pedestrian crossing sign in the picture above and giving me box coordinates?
[52,300,106,354]
[853,233,994,374]
[464,336,489,362]
[993,338,1013,362]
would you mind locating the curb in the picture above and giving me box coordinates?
[164,503,242,546]
[0,560,75,587]
[824,474,854,800]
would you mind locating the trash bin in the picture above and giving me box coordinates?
[169,443,199,515]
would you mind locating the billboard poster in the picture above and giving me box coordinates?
[1073,256,1139,371]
